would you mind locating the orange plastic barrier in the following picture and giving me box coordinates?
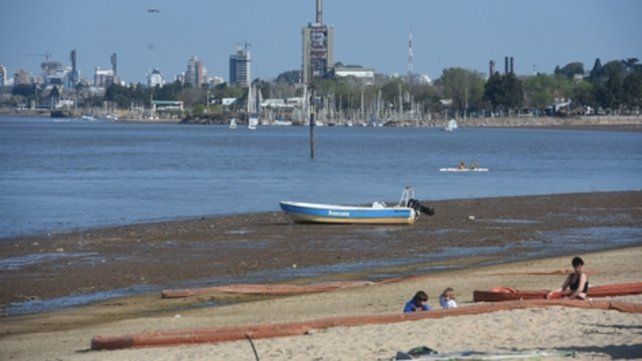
[161,281,373,299]
[474,282,642,302]
[90,299,642,350]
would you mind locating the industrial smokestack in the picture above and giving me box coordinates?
[111,53,117,76]
[316,0,323,24]
[71,49,77,72]
[504,57,509,75]
[489,60,495,77]
[510,57,514,74]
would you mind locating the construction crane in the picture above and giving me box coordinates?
[25,52,53,61]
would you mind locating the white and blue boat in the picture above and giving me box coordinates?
[279,187,434,225]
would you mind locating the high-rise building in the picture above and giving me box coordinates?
[147,68,165,87]
[195,60,206,87]
[0,64,7,87]
[70,49,79,85]
[13,69,32,86]
[301,0,334,84]
[185,56,199,86]
[229,43,251,87]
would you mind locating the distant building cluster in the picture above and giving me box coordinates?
[0,0,441,98]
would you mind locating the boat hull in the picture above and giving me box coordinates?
[279,202,417,225]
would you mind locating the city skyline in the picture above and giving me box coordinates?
[1,0,641,84]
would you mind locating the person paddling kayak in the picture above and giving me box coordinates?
[546,256,589,300]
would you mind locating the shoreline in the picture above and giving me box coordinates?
[1,190,641,316]
[2,112,642,132]
[1,245,640,360]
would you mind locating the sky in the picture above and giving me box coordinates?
[1,0,641,84]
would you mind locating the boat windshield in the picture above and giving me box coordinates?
[398,186,415,207]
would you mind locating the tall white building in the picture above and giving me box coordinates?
[147,68,165,87]
[94,67,115,88]
[0,64,7,87]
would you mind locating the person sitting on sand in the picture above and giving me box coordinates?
[546,256,589,300]
[439,287,458,309]
[404,291,431,313]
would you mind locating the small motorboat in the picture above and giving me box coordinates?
[279,187,434,225]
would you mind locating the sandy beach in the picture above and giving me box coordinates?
[0,192,641,359]
[1,244,641,360]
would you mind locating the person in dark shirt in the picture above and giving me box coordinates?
[404,291,432,313]
[546,256,589,300]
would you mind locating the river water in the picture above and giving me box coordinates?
[1,116,641,239]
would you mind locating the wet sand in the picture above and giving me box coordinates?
[1,245,640,360]
[1,191,641,313]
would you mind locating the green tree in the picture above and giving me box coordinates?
[622,72,642,110]
[571,81,595,108]
[500,72,524,114]
[484,72,503,112]
[523,74,555,111]
[437,67,485,115]
[275,70,301,85]
[595,60,626,111]
[554,62,585,79]
[589,58,603,81]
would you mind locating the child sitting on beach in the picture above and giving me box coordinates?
[439,287,458,309]
[546,256,589,300]
[403,291,431,313]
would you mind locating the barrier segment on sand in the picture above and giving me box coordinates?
[161,281,374,298]
[90,299,642,351]
[473,282,642,302]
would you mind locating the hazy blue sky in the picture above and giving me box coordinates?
[2,0,641,83]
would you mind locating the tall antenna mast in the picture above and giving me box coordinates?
[316,0,323,24]
[407,27,414,79]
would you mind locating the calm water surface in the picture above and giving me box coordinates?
[1,116,641,238]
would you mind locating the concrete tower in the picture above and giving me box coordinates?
[302,0,334,84]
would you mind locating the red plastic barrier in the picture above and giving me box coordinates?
[474,282,642,302]
[90,299,642,351]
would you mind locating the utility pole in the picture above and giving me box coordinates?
[309,86,315,159]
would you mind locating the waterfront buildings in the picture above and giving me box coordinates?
[185,56,206,87]
[147,68,165,87]
[334,65,375,83]
[94,67,115,88]
[13,69,32,86]
[229,43,251,87]
[301,0,334,84]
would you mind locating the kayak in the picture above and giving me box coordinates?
[440,168,489,172]
[473,282,642,302]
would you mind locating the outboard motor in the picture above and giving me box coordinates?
[408,199,435,216]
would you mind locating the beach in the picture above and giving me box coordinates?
[1,245,641,360]
[0,191,641,359]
